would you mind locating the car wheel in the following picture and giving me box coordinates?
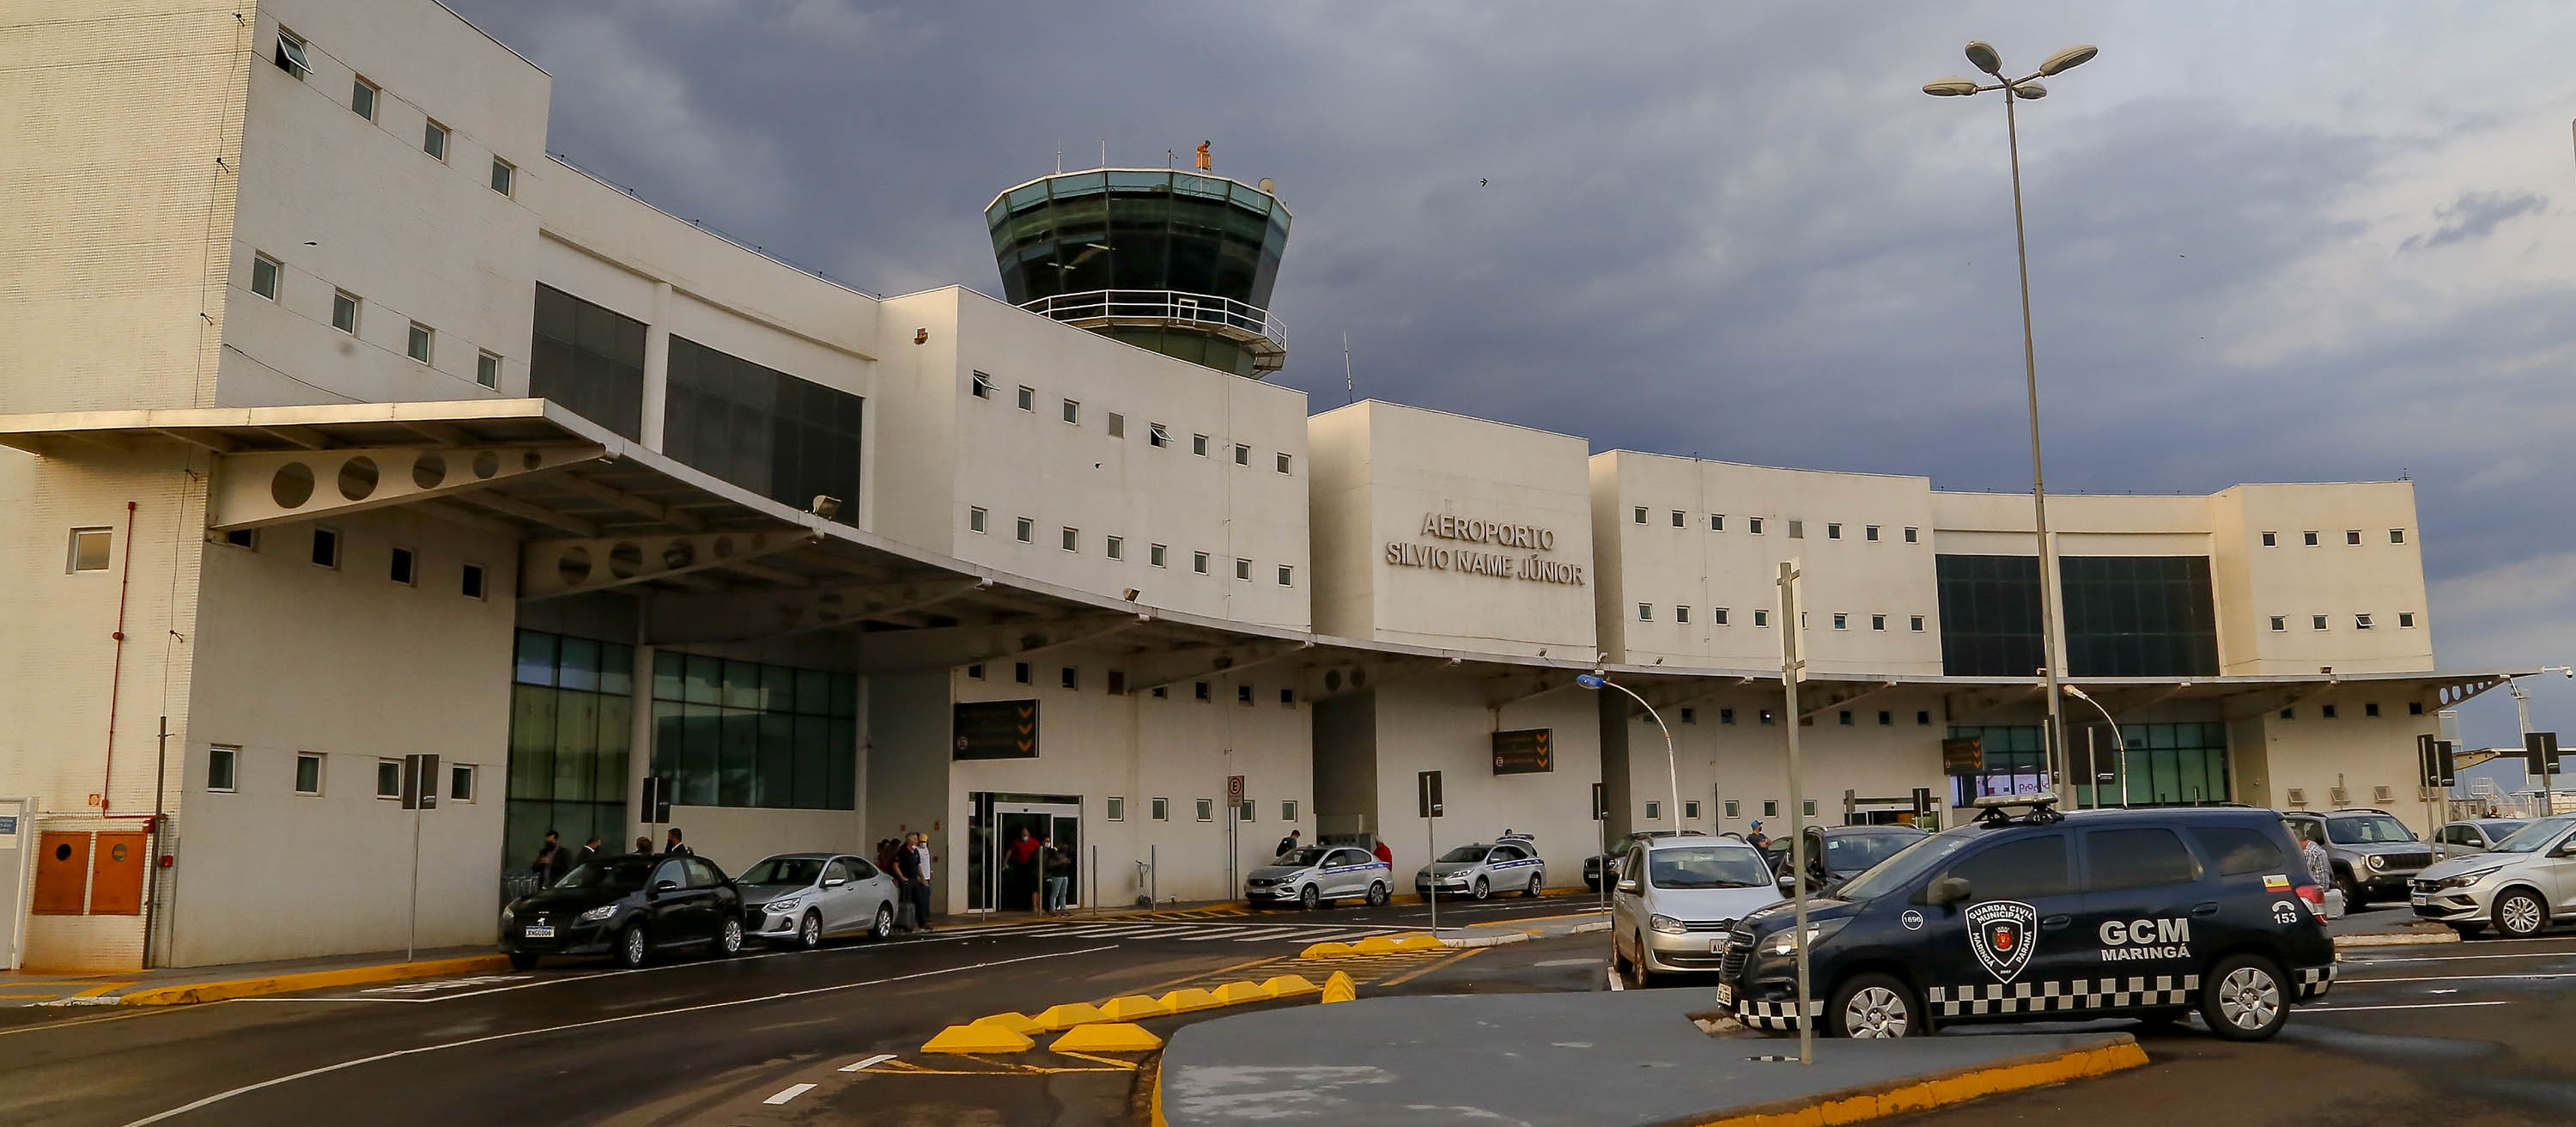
[1626,937,1659,989]
[870,903,895,941]
[797,910,823,949]
[617,923,650,969]
[716,916,744,958]
[1300,884,1322,911]
[1473,877,1492,901]
[1524,874,1544,899]
[1366,881,1389,907]
[2199,954,2289,1041]
[2495,889,2549,938]
[507,952,539,971]
[1828,973,1920,1039]
[2336,875,2368,911]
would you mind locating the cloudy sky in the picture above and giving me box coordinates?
[444,0,2576,746]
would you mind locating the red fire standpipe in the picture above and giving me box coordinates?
[102,500,137,813]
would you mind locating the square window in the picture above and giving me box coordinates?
[1149,423,1170,448]
[1917,710,1932,725]
[2365,703,2381,717]
[67,527,112,572]
[1749,517,1765,535]
[1671,510,1686,527]
[1865,525,1880,541]
[1108,797,1127,821]
[1151,797,1170,820]
[1234,443,1250,465]
[310,527,340,569]
[1108,412,1125,437]
[476,350,501,388]
[389,545,416,586]
[1711,515,1725,532]
[460,563,487,600]
[489,158,514,197]
[1060,526,1078,551]
[273,30,310,78]
[1196,798,1214,822]
[375,758,402,798]
[1680,707,1697,724]
[1787,520,1804,539]
[1277,564,1292,586]
[1014,662,1031,685]
[969,507,987,533]
[1016,386,1035,411]
[1676,606,1690,624]
[1720,708,1736,724]
[1724,800,1741,818]
[1877,710,1893,726]
[1194,681,1211,701]
[448,763,476,801]
[1838,710,1853,726]
[2346,530,2362,545]
[1803,800,1818,817]
[1107,535,1124,560]
[1061,667,1078,690]
[2399,612,2416,628]
[1194,551,1210,574]
[1151,543,1168,568]
[207,746,238,792]
[1637,603,1653,622]
[1633,507,1647,525]
[2410,702,2425,716]
[251,253,281,299]
[1280,688,1296,706]
[2303,531,2319,546]
[1237,684,1254,704]
[1015,518,1033,543]
[2390,528,2406,545]
[1062,399,1080,423]
[1759,711,1774,726]
[1871,614,1886,631]
[1903,527,1919,544]
[967,664,985,679]
[2355,613,2373,630]
[1644,801,1662,820]
[1714,607,1730,625]
[1827,522,1842,539]
[295,752,323,795]
[2261,531,2278,547]
[2269,616,2286,632]
[2312,615,2328,631]
[2280,708,2295,720]
[350,76,377,119]
[1753,609,1769,627]
[422,119,448,161]
[406,321,433,363]
[1763,801,1778,817]
[1685,800,1702,819]
[222,528,258,550]
[2323,704,2340,719]
[1832,612,1847,631]
[1235,558,1251,581]
[1282,800,1298,821]
[331,290,360,333]
[1910,615,1924,632]
[1276,452,1292,474]
[1192,434,1209,456]
[971,371,994,399]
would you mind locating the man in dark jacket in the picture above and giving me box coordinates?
[574,835,603,870]
[663,827,693,856]
[532,830,565,886]
[1274,828,1300,857]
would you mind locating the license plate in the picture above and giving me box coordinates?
[2409,894,2427,907]
[1711,938,1728,953]
[524,925,555,939]
[1715,983,1735,1007]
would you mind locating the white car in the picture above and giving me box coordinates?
[1610,835,1782,987]
[1416,838,1546,900]
[737,853,899,947]
[1246,846,1394,909]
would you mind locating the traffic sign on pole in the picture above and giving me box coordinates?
[1417,771,1443,819]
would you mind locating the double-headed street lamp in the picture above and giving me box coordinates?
[1924,40,2098,809]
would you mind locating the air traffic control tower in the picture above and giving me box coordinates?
[986,169,1291,376]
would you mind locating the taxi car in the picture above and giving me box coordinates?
[1416,836,1546,900]
[1610,835,1783,986]
[1718,797,2334,1041]
[1246,845,1394,909]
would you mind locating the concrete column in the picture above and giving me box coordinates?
[627,635,655,847]
[640,281,672,452]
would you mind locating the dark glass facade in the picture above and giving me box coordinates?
[987,171,1289,308]
[505,630,636,868]
[1947,721,2232,809]
[1935,555,2221,678]
[530,284,645,440]
[648,652,856,811]
[664,338,863,525]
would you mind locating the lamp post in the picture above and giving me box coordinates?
[1925,40,2098,810]
[2061,684,2126,807]
[1577,673,1681,838]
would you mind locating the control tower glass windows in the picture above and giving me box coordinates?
[665,337,863,525]
[530,284,645,440]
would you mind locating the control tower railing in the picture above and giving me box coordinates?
[1018,289,1287,373]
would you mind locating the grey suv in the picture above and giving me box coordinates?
[2282,809,2435,908]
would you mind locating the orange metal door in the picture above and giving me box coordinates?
[89,832,146,915]
[33,832,90,915]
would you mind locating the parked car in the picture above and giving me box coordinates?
[1609,836,1782,986]
[2432,819,2528,862]
[738,852,900,947]
[501,853,744,969]
[1584,830,1685,892]
[2281,808,2436,908]
[1416,838,1546,900]
[1719,797,2335,1041]
[2411,814,2576,937]
[1777,825,1929,894]
[1247,845,1394,909]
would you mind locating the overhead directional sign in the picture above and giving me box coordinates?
[2525,731,2561,777]
[1941,737,1984,775]
[1492,728,1554,775]
[953,699,1040,760]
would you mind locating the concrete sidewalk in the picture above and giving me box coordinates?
[0,944,504,1008]
[1156,990,2143,1127]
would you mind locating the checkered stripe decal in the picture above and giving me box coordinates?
[1923,975,2201,1016]
[1736,998,1823,1031]
[2295,964,2336,1000]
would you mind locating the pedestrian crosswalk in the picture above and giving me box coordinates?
[955,919,1413,945]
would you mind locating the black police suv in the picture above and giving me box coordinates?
[501,853,746,969]
[1718,798,2334,1041]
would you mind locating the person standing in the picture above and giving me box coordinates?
[532,830,565,886]
[1274,828,1300,857]
[1372,839,1394,871]
[2298,824,2337,917]
[663,827,693,856]
[1006,827,1043,911]
[1042,833,1072,914]
[906,832,935,930]
[1745,820,1771,851]
[634,835,654,855]
[574,835,603,870]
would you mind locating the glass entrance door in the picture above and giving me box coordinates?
[967,793,1080,912]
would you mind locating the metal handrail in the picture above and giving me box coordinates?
[1019,289,1286,351]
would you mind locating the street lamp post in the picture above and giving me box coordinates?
[1926,41,2098,810]
[2062,684,2126,807]
[1577,673,1681,838]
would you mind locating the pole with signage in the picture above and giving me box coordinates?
[2524,733,2557,817]
[1227,774,1245,898]
[1592,782,1609,914]
[1419,770,1443,934]
[399,753,440,963]
[1777,560,1814,1067]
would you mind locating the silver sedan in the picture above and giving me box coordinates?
[738,853,900,947]
[1415,838,1546,901]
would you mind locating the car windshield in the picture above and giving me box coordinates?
[1822,832,1919,874]
[556,859,652,891]
[738,858,824,886]
[1648,846,1773,889]
[2480,820,2528,839]
[1273,848,1331,868]
[1832,834,1977,901]
[1437,844,1489,863]
[2489,816,2576,854]
[2326,813,2415,844]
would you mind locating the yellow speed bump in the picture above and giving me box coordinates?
[1160,987,1224,1014]
[1261,974,1321,997]
[1051,1022,1163,1052]
[1395,934,1447,952]
[1299,941,1355,959]
[1099,994,1173,1020]
[1212,980,1277,1005]
[1320,971,1357,1003]
[1351,935,1404,954]
[923,1022,1035,1054]
[970,1011,1046,1035]
[1033,1002,1108,1031]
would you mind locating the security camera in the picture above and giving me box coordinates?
[808,495,841,520]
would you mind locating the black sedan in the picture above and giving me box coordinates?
[501,853,746,969]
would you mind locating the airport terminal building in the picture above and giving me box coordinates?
[0,0,2517,971]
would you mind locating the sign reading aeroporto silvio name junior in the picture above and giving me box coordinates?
[1383,512,1586,586]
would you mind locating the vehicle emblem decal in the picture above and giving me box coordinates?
[1900,909,1924,931]
[2270,899,2301,925]
[2262,874,2289,891]
[1965,899,2039,984]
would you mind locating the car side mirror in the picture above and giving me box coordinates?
[1924,875,1971,906]
[2555,841,2576,858]
[651,880,679,895]
[1616,879,1641,894]
[823,877,848,887]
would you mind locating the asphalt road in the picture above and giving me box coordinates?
[0,896,1588,1127]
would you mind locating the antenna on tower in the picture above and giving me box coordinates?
[1342,332,1355,405]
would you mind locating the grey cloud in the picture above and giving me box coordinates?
[2401,191,2546,253]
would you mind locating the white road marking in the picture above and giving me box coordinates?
[2339,972,2576,985]
[1202,927,1304,942]
[2309,1000,2510,1012]
[1534,958,1601,968]
[2342,951,2576,965]
[763,1083,817,1105]
[113,945,1120,1127]
[840,1053,896,1072]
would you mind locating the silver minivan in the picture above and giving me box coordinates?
[1610,835,1781,987]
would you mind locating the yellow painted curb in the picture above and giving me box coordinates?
[116,954,510,1006]
[923,1022,1036,1054]
[1394,935,1447,952]
[1319,971,1357,1003]
[1034,1002,1108,1031]
[1052,1021,1163,1052]
[1212,980,1276,1004]
[1684,1041,2151,1127]
[1159,987,1224,1014]
[1351,935,1403,954]
[1100,994,1173,1020]
[1261,974,1321,997]
[971,1011,1046,1035]
[1298,941,1354,959]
